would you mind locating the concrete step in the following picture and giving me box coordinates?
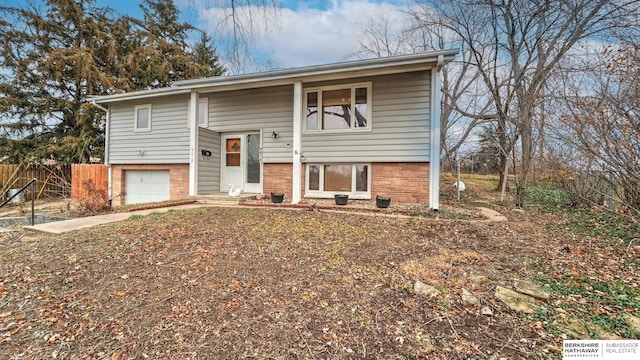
[192,193,259,206]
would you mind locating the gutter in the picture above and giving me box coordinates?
[88,100,113,204]
[88,50,459,104]
[90,100,109,112]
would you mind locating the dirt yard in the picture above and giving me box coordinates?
[1,183,638,359]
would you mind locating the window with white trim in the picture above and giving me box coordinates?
[134,104,151,132]
[187,97,209,128]
[198,97,208,127]
[304,83,372,132]
[306,163,370,198]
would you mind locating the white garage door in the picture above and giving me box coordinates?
[125,170,170,205]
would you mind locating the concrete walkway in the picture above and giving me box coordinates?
[21,200,509,235]
[23,204,206,234]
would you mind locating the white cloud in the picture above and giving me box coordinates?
[198,1,406,71]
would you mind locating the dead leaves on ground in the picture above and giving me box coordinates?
[0,206,637,359]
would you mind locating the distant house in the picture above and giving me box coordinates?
[89,51,457,208]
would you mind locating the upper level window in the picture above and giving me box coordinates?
[188,97,209,128]
[198,98,208,127]
[134,104,151,132]
[304,83,371,132]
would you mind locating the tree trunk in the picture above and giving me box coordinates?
[497,155,508,192]
[516,107,534,208]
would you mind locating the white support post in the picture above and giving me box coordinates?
[429,55,444,210]
[189,91,199,196]
[292,81,303,204]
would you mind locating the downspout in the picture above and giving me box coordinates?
[91,100,108,112]
[90,101,112,205]
[429,55,444,211]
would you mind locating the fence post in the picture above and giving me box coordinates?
[31,178,35,225]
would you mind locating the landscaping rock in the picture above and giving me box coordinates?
[461,288,480,307]
[414,280,439,298]
[622,313,640,334]
[554,317,622,340]
[494,286,543,314]
[512,280,550,302]
[477,207,508,222]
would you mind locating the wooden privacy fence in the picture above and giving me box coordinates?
[71,164,109,201]
[0,164,71,202]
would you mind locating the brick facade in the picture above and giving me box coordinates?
[371,163,430,203]
[262,162,429,204]
[262,163,303,201]
[110,164,190,205]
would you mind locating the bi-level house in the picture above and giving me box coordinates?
[89,50,457,208]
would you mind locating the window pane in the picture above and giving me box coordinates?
[226,138,241,167]
[322,89,351,130]
[226,138,241,152]
[306,92,318,130]
[324,164,351,191]
[198,100,207,125]
[308,165,320,191]
[354,87,368,128]
[136,108,149,129]
[246,134,260,183]
[355,165,368,191]
[226,154,240,166]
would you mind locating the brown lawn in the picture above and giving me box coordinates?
[1,187,638,359]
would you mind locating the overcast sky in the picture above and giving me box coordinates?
[96,0,409,72]
[199,0,408,70]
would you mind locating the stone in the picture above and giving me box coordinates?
[414,280,440,298]
[481,306,493,316]
[554,317,622,340]
[476,207,508,222]
[512,280,550,301]
[622,313,640,334]
[494,286,543,314]
[461,288,480,307]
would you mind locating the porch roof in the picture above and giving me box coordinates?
[88,50,458,104]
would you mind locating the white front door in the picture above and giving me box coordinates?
[221,133,262,194]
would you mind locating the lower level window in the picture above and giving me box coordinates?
[306,163,370,198]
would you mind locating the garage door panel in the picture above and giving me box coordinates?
[125,170,170,205]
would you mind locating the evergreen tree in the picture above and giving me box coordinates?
[472,126,503,175]
[126,0,224,88]
[0,0,124,163]
[0,0,225,164]
[192,32,227,77]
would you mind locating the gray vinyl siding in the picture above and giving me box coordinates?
[197,128,221,193]
[108,95,190,164]
[107,71,431,166]
[302,71,431,163]
[207,86,294,163]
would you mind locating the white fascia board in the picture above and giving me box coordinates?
[88,88,192,104]
[89,50,458,104]
[177,50,459,88]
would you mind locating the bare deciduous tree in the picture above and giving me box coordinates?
[351,5,492,171]
[553,44,640,218]
[421,0,640,206]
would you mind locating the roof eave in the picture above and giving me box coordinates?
[89,49,459,104]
